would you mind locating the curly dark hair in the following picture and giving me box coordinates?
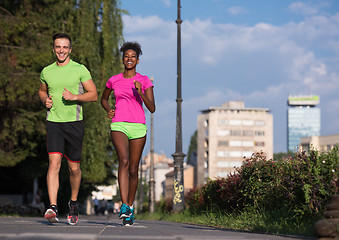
[120,41,142,59]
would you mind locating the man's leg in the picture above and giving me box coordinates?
[66,160,81,225]
[45,153,62,222]
[47,154,62,206]
[67,160,81,201]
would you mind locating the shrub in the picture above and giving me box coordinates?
[186,147,338,218]
[238,148,338,216]
[186,172,244,214]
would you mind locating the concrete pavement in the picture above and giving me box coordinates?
[0,215,315,240]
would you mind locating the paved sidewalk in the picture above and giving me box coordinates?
[0,215,315,240]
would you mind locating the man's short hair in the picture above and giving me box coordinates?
[53,33,72,48]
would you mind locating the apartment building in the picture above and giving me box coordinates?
[300,134,339,152]
[196,101,273,186]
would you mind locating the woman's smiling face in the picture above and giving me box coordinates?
[123,49,139,70]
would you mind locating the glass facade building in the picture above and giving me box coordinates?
[287,95,320,152]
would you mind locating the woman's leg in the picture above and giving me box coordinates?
[111,131,129,204]
[128,136,146,206]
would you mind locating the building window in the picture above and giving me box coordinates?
[255,120,265,126]
[243,130,253,136]
[217,161,229,167]
[254,141,265,146]
[229,120,241,126]
[204,160,209,168]
[204,119,209,127]
[217,130,229,136]
[255,131,265,136]
[229,151,242,157]
[217,151,229,157]
[218,119,228,125]
[243,141,254,147]
[218,140,228,146]
[204,151,209,158]
[229,140,242,147]
[204,139,209,148]
[243,120,254,126]
[230,130,242,136]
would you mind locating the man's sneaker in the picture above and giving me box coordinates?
[119,203,131,219]
[44,205,59,223]
[123,207,134,226]
[67,200,79,225]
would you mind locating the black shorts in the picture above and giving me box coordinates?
[46,121,84,163]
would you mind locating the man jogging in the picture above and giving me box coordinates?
[38,33,97,225]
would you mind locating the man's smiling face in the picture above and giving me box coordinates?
[53,38,72,64]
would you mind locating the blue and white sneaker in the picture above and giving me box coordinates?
[123,207,134,226]
[119,203,132,219]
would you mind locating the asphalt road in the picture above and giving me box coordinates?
[0,215,315,240]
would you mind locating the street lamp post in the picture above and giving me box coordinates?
[149,93,155,212]
[172,0,186,212]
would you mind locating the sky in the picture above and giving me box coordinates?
[120,0,339,159]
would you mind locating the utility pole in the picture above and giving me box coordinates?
[149,77,155,213]
[172,0,186,212]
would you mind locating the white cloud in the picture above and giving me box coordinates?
[162,0,171,7]
[123,15,169,33]
[228,6,248,16]
[289,2,318,15]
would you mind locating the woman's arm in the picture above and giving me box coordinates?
[140,87,156,113]
[101,87,115,119]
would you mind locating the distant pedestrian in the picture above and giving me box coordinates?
[101,41,155,226]
[93,197,99,215]
[39,33,98,225]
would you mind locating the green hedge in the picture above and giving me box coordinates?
[186,148,338,218]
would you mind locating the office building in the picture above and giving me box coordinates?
[196,101,273,186]
[287,95,320,152]
[300,134,339,152]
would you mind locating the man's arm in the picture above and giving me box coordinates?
[39,82,53,108]
[62,79,98,102]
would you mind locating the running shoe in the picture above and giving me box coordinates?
[44,205,59,223]
[119,203,132,219]
[123,208,134,226]
[67,200,79,225]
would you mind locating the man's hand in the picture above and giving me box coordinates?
[45,95,53,108]
[62,87,77,101]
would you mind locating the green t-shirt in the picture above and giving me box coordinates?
[40,60,92,122]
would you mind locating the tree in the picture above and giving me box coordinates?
[0,0,124,199]
[187,130,197,165]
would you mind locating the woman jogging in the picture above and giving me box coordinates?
[101,41,155,226]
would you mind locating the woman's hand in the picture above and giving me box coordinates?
[134,80,142,94]
[107,109,115,119]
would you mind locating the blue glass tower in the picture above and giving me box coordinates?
[287,95,320,152]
